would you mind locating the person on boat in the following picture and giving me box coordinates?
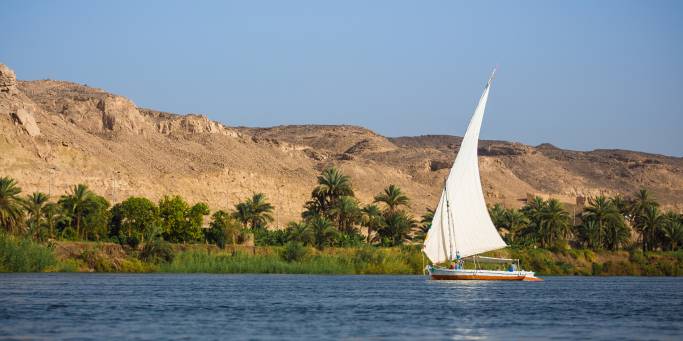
[508,263,516,272]
[454,251,464,269]
[449,261,456,269]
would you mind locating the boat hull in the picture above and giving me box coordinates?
[427,267,542,281]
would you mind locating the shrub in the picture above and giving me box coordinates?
[140,239,175,264]
[281,242,308,262]
[591,262,603,275]
[124,235,140,248]
[50,259,82,272]
[255,229,289,246]
[0,233,57,272]
[583,249,597,263]
[60,227,77,240]
[353,246,384,266]
[119,258,151,272]
[399,246,426,274]
[629,248,645,264]
[335,232,365,248]
[79,249,114,272]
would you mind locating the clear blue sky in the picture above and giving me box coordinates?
[2,0,682,156]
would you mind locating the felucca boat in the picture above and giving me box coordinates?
[423,69,541,281]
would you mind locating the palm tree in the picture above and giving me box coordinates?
[522,196,545,224]
[58,184,94,239]
[43,202,63,239]
[233,201,252,229]
[631,189,658,215]
[233,193,274,231]
[250,193,274,230]
[310,216,338,249]
[488,203,507,232]
[503,209,529,244]
[630,189,659,250]
[375,211,416,246]
[412,225,430,244]
[25,192,49,240]
[420,208,434,227]
[520,196,546,245]
[639,205,664,251]
[361,204,383,244]
[583,196,618,225]
[373,184,410,212]
[539,199,571,248]
[603,220,630,251]
[315,167,354,206]
[0,177,26,234]
[577,220,602,249]
[302,193,326,220]
[286,221,314,245]
[582,196,628,250]
[304,167,355,220]
[610,194,630,219]
[412,208,435,243]
[329,196,361,234]
[661,215,682,251]
[26,192,48,220]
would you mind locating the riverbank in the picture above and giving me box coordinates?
[1,234,682,275]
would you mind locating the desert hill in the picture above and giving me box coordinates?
[1,63,681,225]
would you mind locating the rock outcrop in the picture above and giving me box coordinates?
[0,64,18,95]
[142,109,239,137]
[10,107,41,137]
[17,79,156,135]
[1,64,41,137]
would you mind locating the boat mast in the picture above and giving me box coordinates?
[444,184,457,261]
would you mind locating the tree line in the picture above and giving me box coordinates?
[0,168,419,249]
[1,171,682,252]
[487,191,683,251]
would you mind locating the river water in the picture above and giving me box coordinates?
[1,274,682,340]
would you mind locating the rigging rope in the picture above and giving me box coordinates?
[444,184,457,262]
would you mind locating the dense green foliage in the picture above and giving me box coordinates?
[0,177,26,234]
[140,239,175,264]
[58,184,111,241]
[159,196,209,243]
[233,193,274,230]
[508,247,683,276]
[281,241,308,262]
[205,210,243,248]
[110,197,160,247]
[489,191,683,252]
[1,171,682,276]
[159,246,423,274]
[0,233,56,272]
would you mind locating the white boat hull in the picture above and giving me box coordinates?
[427,266,542,281]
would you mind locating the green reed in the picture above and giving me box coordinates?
[0,233,57,272]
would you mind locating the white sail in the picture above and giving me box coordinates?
[423,70,507,264]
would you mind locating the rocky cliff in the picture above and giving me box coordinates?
[1,63,681,224]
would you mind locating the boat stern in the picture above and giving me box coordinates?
[522,273,543,281]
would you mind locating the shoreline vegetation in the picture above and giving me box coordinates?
[2,236,682,276]
[1,167,682,275]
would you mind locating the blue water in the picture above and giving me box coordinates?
[1,274,682,340]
